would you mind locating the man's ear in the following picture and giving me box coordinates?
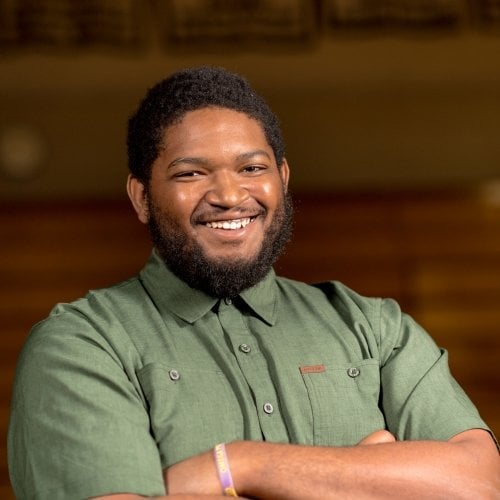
[279,158,290,192]
[127,174,149,224]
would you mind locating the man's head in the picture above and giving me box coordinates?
[127,67,293,298]
[127,66,285,185]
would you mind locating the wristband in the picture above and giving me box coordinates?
[213,443,239,497]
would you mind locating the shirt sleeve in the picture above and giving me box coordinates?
[377,297,493,442]
[8,310,166,500]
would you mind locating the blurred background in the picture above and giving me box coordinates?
[1,0,500,497]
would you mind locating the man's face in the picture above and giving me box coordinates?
[128,107,293,297]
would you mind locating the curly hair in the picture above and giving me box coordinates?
[127,66,285,184]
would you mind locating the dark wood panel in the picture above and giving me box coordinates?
[1,191,500,495]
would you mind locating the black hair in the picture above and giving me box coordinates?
[127,66,285,184]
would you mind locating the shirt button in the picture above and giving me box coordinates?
[239,343,251,354]
[347,367,360,378]
[263,402,274,414]
[169,369,180,381]
[224,297,232,305]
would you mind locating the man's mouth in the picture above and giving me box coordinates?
[205,217,255,230]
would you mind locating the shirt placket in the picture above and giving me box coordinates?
[217,298,289,443]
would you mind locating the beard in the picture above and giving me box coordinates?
[146,190,294,298]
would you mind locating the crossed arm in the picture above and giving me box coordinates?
[93,428,499,500]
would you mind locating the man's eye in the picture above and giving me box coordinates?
[175,171,200,178]
[242,165,266,173]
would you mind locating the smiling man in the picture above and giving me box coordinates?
[8,67,499,500]
[128,106,293,299]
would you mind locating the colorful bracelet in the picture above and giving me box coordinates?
[213,443,239,497]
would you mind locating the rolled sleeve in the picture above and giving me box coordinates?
[378,298,491,442]
[8,312,165,500]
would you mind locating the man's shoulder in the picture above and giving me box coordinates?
[273,274,407,336]
[24,275,148,353]
[274,274,385,311]
[48,275,144,321]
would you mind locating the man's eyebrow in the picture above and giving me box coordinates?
[167,150,272,169]
[236,150,272,161]
[167,157,209,169]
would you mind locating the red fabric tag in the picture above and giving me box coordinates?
[300,364,326,374]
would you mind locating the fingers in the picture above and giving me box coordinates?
[358,429,396,446]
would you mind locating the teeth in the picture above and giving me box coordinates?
[206,217,252,230]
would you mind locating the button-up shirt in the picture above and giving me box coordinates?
[8,251,490,499]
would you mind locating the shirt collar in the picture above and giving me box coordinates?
[139,251,278,326]
[239,269,278,326]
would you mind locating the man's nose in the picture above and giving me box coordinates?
[204,171,250,208]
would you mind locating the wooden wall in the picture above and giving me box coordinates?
[1,191,499,497]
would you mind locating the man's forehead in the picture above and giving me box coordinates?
[168,105,261,130]
[160,107,270,150]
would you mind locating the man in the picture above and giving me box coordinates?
[8,66,499,499]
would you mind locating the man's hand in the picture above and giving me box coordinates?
[357,429,396,446]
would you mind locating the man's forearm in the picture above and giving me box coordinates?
[229,429,498,500]
[167,429,499,499]
[91,494,238,499]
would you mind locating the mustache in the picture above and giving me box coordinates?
[192,205,266,224]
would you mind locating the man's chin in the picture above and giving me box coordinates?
[163,246,268,298]
[200,249,260,267]
[196,240,262,265]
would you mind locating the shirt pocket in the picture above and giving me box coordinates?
[137,363,243,467]
[300,359,386,446]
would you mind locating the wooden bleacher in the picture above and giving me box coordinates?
[1,190,499,497]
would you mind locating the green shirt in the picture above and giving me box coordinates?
[8,251,489,499]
